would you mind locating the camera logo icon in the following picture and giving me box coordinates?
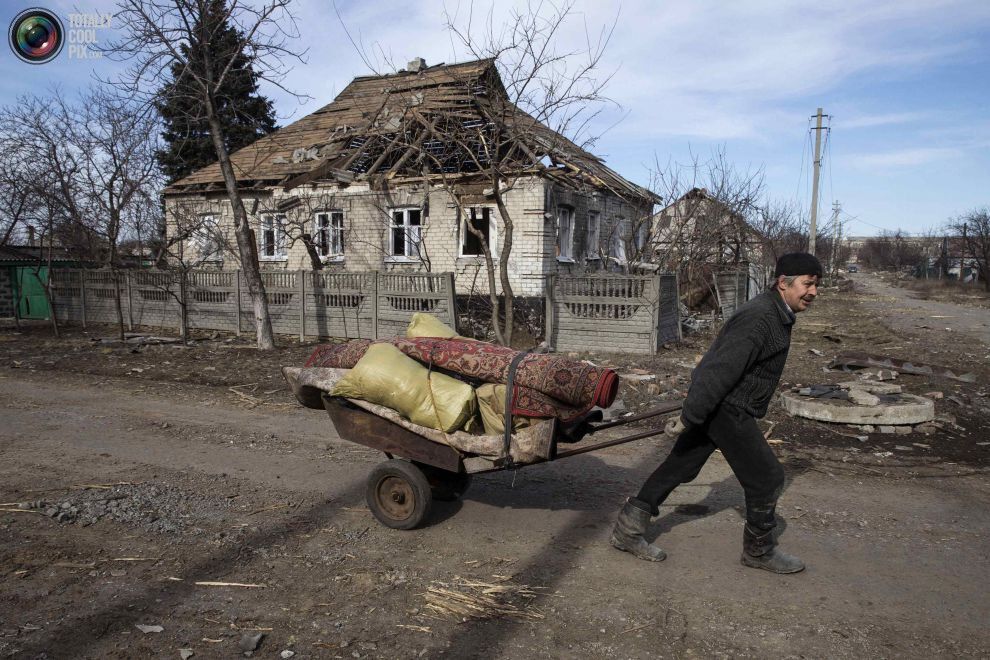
[9,8,65,64]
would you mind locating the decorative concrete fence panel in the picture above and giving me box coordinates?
[257,271,300,337]
[546,273,680,355]
[306,271,377,340]
[46,269,456,341]
[129,270,182,329]
[49,270,84,322]
[376,272,456,339]
[187,270,238,333]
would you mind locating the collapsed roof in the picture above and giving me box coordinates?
[165,58,656,205]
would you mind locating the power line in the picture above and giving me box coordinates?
[794,115,811,208]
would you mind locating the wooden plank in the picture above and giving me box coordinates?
[323,396,462,473]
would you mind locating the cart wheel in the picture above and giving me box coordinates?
[415,463,473,501]
[366,459,432,530]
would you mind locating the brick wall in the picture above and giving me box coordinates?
[164,176,654,299]
[0,268,14,317]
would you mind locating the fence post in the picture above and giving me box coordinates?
[445,272,457,332]
[298,269,306,342]
[372,271,379,340]
[544,274,555,350]
[80,270,88,329]
[178,270,187,333]
[235,269,242,336]
[650,275,660,355]
[125,271,133,331]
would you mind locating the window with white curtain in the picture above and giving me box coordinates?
[314,211,344,259]
[586,211,601,259]
[259,214,287,259]
[388,208,422,259]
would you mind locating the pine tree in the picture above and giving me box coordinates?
[155,0,277,183]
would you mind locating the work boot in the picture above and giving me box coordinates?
[610,498,666,562]
[740,524,805,574]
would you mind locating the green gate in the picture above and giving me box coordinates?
[15,266,50,319]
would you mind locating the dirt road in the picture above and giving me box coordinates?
[2,283,990,658]
[853,271,990,346]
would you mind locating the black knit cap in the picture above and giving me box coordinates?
[774,252,823,278]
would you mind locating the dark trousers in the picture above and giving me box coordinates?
[636,403,785,532]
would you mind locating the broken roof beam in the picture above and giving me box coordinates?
[282,161,355,191]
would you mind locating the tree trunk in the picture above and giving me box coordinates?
[301,233,324,270]
[204,104,275,349]
[493,187,515,347]
[113,269,125,341]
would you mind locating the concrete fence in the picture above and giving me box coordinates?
[545,273,681,355]
[714,268,749,319]
[44,269,685,354]
[47,269,456,341]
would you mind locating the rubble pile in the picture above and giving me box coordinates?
[10,483,234,536]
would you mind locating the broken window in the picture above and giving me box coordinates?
[634,220,650,254]
[461,207,493,257]
[314,211,344,259]
[259,214,287,259]
[389,208,422,259]
[557,206,574,261]
[611,217,628,263]
[586,211,601,259]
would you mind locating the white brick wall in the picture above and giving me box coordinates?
[164,176,653,297]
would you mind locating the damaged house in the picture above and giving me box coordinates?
[650,187,769,309]
[163,58,657,300]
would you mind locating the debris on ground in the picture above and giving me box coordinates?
[424,578,544,621]
[829,351,977,383]
[136,624,164,634]
[781,383,935,427]
[239,632,265,654]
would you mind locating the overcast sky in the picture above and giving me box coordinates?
[4,0,989,237]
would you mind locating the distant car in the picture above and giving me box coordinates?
[847,265,859,273]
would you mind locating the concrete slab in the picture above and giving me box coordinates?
[781,391,935,425]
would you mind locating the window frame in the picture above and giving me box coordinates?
[459,206,495,258]
[386,207,423,262]
[586,210,601,260]
[194,213,222,263]
[313,210,345,262]
[610,216,628,263]
[259,213,288,261]
[556,206,575,262]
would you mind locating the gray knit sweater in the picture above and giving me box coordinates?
[682,288,796,426]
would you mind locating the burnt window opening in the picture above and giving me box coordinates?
[461,207,492,257]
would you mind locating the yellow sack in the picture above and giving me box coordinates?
[476,383,536,435]
[406,312,458,339]
[332,343,476,433]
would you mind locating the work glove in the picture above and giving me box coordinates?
[664,416,686,437]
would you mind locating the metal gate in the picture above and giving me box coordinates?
[16,267,49,319]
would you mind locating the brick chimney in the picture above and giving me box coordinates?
[407,57,426,73]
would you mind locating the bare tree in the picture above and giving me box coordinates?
[648,149,767,306]
[947,207,990,290]
[859,230,924,271]
[72,89,162,339]
[104,0,305,349]
[417,0,619,345]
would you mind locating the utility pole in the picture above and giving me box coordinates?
[962,222,968,283]
[808,107,827,257]
[830,200,841,278]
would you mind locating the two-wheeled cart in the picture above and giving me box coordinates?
[321,394,683,530]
